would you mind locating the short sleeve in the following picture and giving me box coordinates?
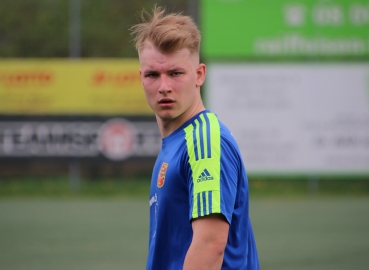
[184,112,239,223]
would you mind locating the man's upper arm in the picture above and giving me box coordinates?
[191,214,229,253]
[183,214,229,269]
[191,214,229,244]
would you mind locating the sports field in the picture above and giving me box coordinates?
[1,196,368,270]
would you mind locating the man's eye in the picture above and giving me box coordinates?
[171,72,181,76]
[145,73,158,78]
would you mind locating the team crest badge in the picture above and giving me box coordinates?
[157,162,168,188]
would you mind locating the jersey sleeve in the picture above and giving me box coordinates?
[184,112,238,224]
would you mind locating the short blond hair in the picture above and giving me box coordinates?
[130,6,201,55]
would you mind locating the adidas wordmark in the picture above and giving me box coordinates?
[197,168,214,183]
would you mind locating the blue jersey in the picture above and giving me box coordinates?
[146,110,259,270]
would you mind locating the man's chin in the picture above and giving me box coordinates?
[156,110,182,121]
[157,113,175,121]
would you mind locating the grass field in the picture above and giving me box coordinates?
[1,195,368,270]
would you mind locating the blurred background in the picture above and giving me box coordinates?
[0,0,368,269]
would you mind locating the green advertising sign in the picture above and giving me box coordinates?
[201,0,369,59]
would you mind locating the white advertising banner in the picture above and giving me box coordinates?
[207,64,369,175]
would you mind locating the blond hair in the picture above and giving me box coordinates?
[130,6,201,55]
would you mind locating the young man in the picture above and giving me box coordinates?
[130,6,259,270]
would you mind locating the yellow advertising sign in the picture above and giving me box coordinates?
[0,59,153,115]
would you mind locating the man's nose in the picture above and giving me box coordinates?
[158,74,171,94]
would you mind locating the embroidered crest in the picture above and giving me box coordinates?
[157,162,168,188]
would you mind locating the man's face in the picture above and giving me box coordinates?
[139,43,205,123]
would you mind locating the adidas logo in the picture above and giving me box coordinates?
[197,168,214,183]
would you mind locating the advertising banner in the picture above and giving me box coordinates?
[0,118,161,161]
[201,0,369,58]
[0,59,152,115]
[207,63,369,175]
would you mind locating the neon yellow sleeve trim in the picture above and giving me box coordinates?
[184,112,221,218]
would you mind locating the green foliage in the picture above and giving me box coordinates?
[1,176,368,198]
[0,0,188,58]
[0,0,69,57]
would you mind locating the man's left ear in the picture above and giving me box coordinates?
[196,63,206,87]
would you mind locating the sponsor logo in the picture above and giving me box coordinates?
[98,119,136,160]
[157,162,168,188]
[197,168,214,182]
[93,71,140,87]
[0,70,53,87]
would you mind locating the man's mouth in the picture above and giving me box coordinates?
[158,98,175,105]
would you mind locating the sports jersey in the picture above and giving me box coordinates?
[146,110,259,270]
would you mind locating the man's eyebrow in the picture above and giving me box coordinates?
[168,67,186,72]
[142,67,186,74]
[143,69,158,74]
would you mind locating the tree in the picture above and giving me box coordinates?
[0,0,188,58]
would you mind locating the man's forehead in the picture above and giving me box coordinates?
[139,48,197,70]
[140,62,188,75]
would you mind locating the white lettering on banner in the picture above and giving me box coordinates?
[254,35,368,56]
[312,4,344,26]
[0,123,100,156]
[270,2,369,57]
[207,63,369,174]
[350,4,369,26]
[283,2,369,28]
[284,3,307,27]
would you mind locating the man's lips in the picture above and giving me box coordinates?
[158,98,175,106]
